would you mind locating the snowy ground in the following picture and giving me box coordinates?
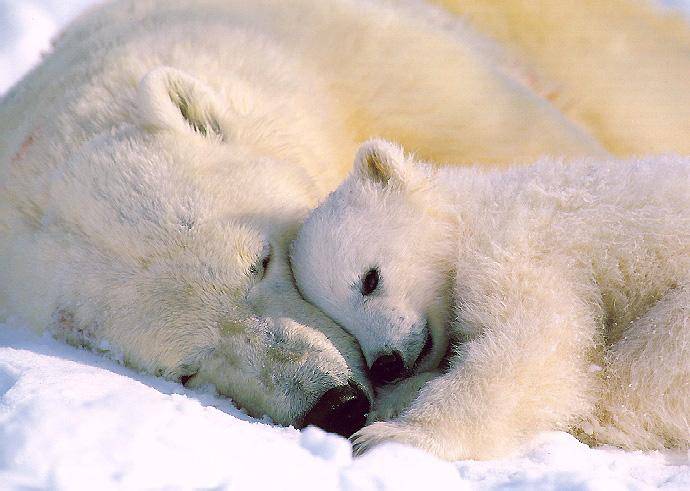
[1,1,690,490]
[2,324,688,490]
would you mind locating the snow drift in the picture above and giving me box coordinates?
[0,324,688,489]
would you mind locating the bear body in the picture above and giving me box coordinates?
[2,0,688,437]
[291,140,690,459]
[432,0,690,155]
[0,0,609,434]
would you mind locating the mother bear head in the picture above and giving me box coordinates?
[0,63,371,436]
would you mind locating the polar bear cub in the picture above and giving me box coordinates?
[291,140,690,460]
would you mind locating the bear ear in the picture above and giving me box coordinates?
[353,139,408,188]
[137,66,226,140]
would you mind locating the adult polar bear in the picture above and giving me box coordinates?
[0,0,685,437]
[0,0,601,437]
[432,0,690,155]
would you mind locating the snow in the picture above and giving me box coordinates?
[0,1,98,94]
[1,324,688,490]
[1,1,690,489]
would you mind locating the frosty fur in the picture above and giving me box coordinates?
[0,0,615,428]
[432,0,690,155]
[291,139,690,459]
[1,0,688,432]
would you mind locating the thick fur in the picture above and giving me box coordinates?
[291,139,690,459]
[1,0,686,430]
[430,0,690,154]
[0,0,612,428]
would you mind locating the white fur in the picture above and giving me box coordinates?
[0,0,613,427]
[1,0,685,430]
[432,0,690,155]
[291,139,690,459]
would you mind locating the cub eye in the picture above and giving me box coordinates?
[361,268,380,296]
[249,246,271,279]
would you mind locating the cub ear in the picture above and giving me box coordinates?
[137,66,225,140]
[354,139,409,187]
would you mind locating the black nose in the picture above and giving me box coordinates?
[370,351,405,386]
[302,381,370,438]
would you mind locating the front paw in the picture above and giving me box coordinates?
[351,420,434,456]
[369,371,439,423]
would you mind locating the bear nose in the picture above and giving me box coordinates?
[369,351,405,386]
[302,381,370,438]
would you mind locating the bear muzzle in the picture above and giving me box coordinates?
[301,381,370,438]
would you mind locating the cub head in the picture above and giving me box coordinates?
[291,140,455,386]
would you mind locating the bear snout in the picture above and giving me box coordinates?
[369,351,406,386]
[302,381,369,438]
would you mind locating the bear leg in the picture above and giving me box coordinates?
[592,282,690,450]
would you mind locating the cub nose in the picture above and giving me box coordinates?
[302,381,370,438]
[370,351,405,386]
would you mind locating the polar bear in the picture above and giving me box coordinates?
[291,139,690,459]
[1,0,609,436]
[430,0,690,155]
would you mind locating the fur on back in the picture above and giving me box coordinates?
[291,143,690,458]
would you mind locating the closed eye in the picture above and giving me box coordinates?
[249,244,271,280]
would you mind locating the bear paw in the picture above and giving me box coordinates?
[351,420,437,456]
[368,371,439,423]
